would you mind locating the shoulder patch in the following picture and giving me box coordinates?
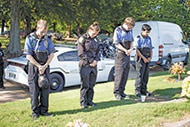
[78,36,85,44]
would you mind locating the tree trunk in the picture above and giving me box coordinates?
[24,15,31,36]
[53,22,56,32]
[8,0,22,57]
[1,20,5,35]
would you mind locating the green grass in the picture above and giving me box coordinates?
[1,71,190,127]
[0,36,75,50]
[0,36,25,49]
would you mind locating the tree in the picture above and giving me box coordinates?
[0,0,11,34]
[7,0,22,57]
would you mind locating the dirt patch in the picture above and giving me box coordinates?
[0,80,29,103]
[163,114,190,127]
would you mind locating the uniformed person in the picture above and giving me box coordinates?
[23,19,56,120]
[0,42,4,89]
[134,24,153,98]
[113,17,135,100]
[77,21,100,109]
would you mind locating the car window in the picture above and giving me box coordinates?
[58,51,79,61]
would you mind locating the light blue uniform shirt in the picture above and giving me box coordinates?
[24,33,56,55]
[134,34,153,50]
[113,26,134,44]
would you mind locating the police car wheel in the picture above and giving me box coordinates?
[49,73,64,92]
[163,57,172,71]
[108,67,115,81]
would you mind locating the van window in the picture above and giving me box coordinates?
[160,24,182,45]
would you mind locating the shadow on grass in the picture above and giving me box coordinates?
[146,87,182,102]
[53,87,184,116]
[53,97,137,115]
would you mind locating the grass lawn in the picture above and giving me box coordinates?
[0,36,75,50]
[0,70,190,127]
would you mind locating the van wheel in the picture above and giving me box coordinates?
[184,53,189,65]
[49,73,64,92]
[163,57,172,71]
[132,64,136,70]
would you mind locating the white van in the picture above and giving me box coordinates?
[130,21,189,70]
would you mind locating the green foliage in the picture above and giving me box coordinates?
[2,0,190,50]
[128,0,190,38]
[0,0,11,23]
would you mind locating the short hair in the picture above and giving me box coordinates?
[142,24,151,31]
[36,19,48,30]
[87,21,100,33]
[124,17,135,26]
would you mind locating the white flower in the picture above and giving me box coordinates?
[66,119,90,127]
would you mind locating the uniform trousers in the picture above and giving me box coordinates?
[0,64,4,88]
[79,66,97,106]
[28,62,50,116]
[135,59,150,95]
[114,52,130,96]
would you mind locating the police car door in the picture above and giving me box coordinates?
[56,50,80,86]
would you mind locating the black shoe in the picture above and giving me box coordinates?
[121,93,129,99]
[87,102,96,107]
[135,93,141,101]
[81,104,88,109]
[32,114,39,120]
[121,93,126,97]
[115,94,123,100]
[40,113,54,117]
[136,93,141,98]
[0,86,5,89]
[146,92,152,97]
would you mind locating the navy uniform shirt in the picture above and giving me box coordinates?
[77,33,100,66]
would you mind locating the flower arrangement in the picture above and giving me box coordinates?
[170,62,185,80]
[164,76,176,83]
[181,71,190,98]
[65,119,90,127]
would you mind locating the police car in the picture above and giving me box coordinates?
[4,45,115,92]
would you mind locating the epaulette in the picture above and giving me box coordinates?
[116,26,122,32]
[46,34,52,38]
[83,33,89,38]
[27,32,35,38]
[44,34,51,40]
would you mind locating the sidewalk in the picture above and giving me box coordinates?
[0,80,29,103]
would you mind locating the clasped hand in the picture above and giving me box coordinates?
[90,60,97,67]
[143,57,151,63]
[38,65,47,74]
[125,49,132,56]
